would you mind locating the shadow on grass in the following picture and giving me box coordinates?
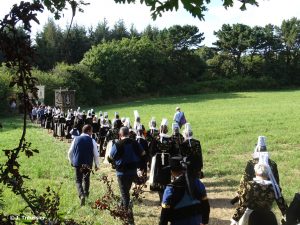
[138,198,160,207]
[95,92,249,111]
[135,210,158,218]
[207,187,236,193]
[209,217,230,225]
[209,197,235,209]
[204,178,240,188]
[0,115,38,133]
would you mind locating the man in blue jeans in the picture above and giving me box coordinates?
[68,124,99,206]
[109,126,146,224]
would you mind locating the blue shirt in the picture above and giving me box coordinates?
[161,177,207,225]
[110,137,144,176]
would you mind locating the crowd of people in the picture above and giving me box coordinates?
[30,105,299,225]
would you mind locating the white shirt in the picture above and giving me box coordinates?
[68,133,100,168]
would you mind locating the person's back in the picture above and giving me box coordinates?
[137,137,149,157]
[160,157,210,225]
[32,108,37,116]
[231,162,286,225]
[72,135,94,167]
[243,158,279,184]
[109,127,145,224]
[180,138,203,177]
[232,180,278,225]
[111,137,143,175]
[68,124,99,206]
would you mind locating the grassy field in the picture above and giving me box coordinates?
[1,90,300,224]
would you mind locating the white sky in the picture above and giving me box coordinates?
[1,0,300,46]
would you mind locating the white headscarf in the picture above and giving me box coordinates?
[257,152,281,199]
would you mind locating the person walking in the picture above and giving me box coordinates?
[173,107,186,128]
[109,126,146,225]
[230,155,287,225]
[68,124,99,206]
[159,156,210,225]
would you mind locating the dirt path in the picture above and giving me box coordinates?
[204,177,236,225]
[131,175,237,225]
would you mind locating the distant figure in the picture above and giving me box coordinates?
[113,112,123,130]
[31,107,37,122]
[171,123,184,154]
[159,156,210,225]
[0,122,3,129]
[68,124,99,206]
[173,107,186,128]
[146,117,159,146]
[10,100,17,113]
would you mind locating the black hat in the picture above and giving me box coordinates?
[168,156,185,171]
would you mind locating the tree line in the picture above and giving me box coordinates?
[1,17,299,107]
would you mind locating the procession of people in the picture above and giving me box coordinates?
[29,104,299,225]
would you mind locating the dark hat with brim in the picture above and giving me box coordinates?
[164,156,184,171]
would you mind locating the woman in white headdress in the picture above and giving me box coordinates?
[180,123,203,179]
[149,118,175,202]
[231,136,285,207]
[230,153,287,225]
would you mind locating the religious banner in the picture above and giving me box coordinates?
[54,89,76,112]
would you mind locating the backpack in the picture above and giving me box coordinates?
[179,113,187,127]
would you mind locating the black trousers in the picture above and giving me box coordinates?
[75,167,91,198]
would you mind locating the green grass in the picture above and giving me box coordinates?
[1,90,300,224]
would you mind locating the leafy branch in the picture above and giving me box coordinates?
[0,1,83,224]
[93,175,132,225]
[114,0,259,20]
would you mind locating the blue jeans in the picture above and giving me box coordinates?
[117,175,135,209]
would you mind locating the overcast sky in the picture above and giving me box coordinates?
[1,0,300,46]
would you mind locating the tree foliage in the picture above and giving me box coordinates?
[114,0,259,20]
[210,19,300,83]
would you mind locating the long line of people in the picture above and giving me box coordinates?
[30,105,299,225]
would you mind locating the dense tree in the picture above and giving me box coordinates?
[0,51,4,64]
[90,18,111,44]
[35,19,63,70]
[81,36,206,98]
[248,26,265,61]
[195,46,217,62]
[61,24,91,64]
[129,24,140,38]
[214,23,251,75]
[110,19,130,40]
[142,25,160,41]
[166,25,205,50]
[278,18,300,82]
[279,17,300,67]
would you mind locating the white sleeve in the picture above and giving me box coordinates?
[92,139,100,168]
[68,139,75,163]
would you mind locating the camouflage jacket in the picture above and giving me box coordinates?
[232,180,287,221]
